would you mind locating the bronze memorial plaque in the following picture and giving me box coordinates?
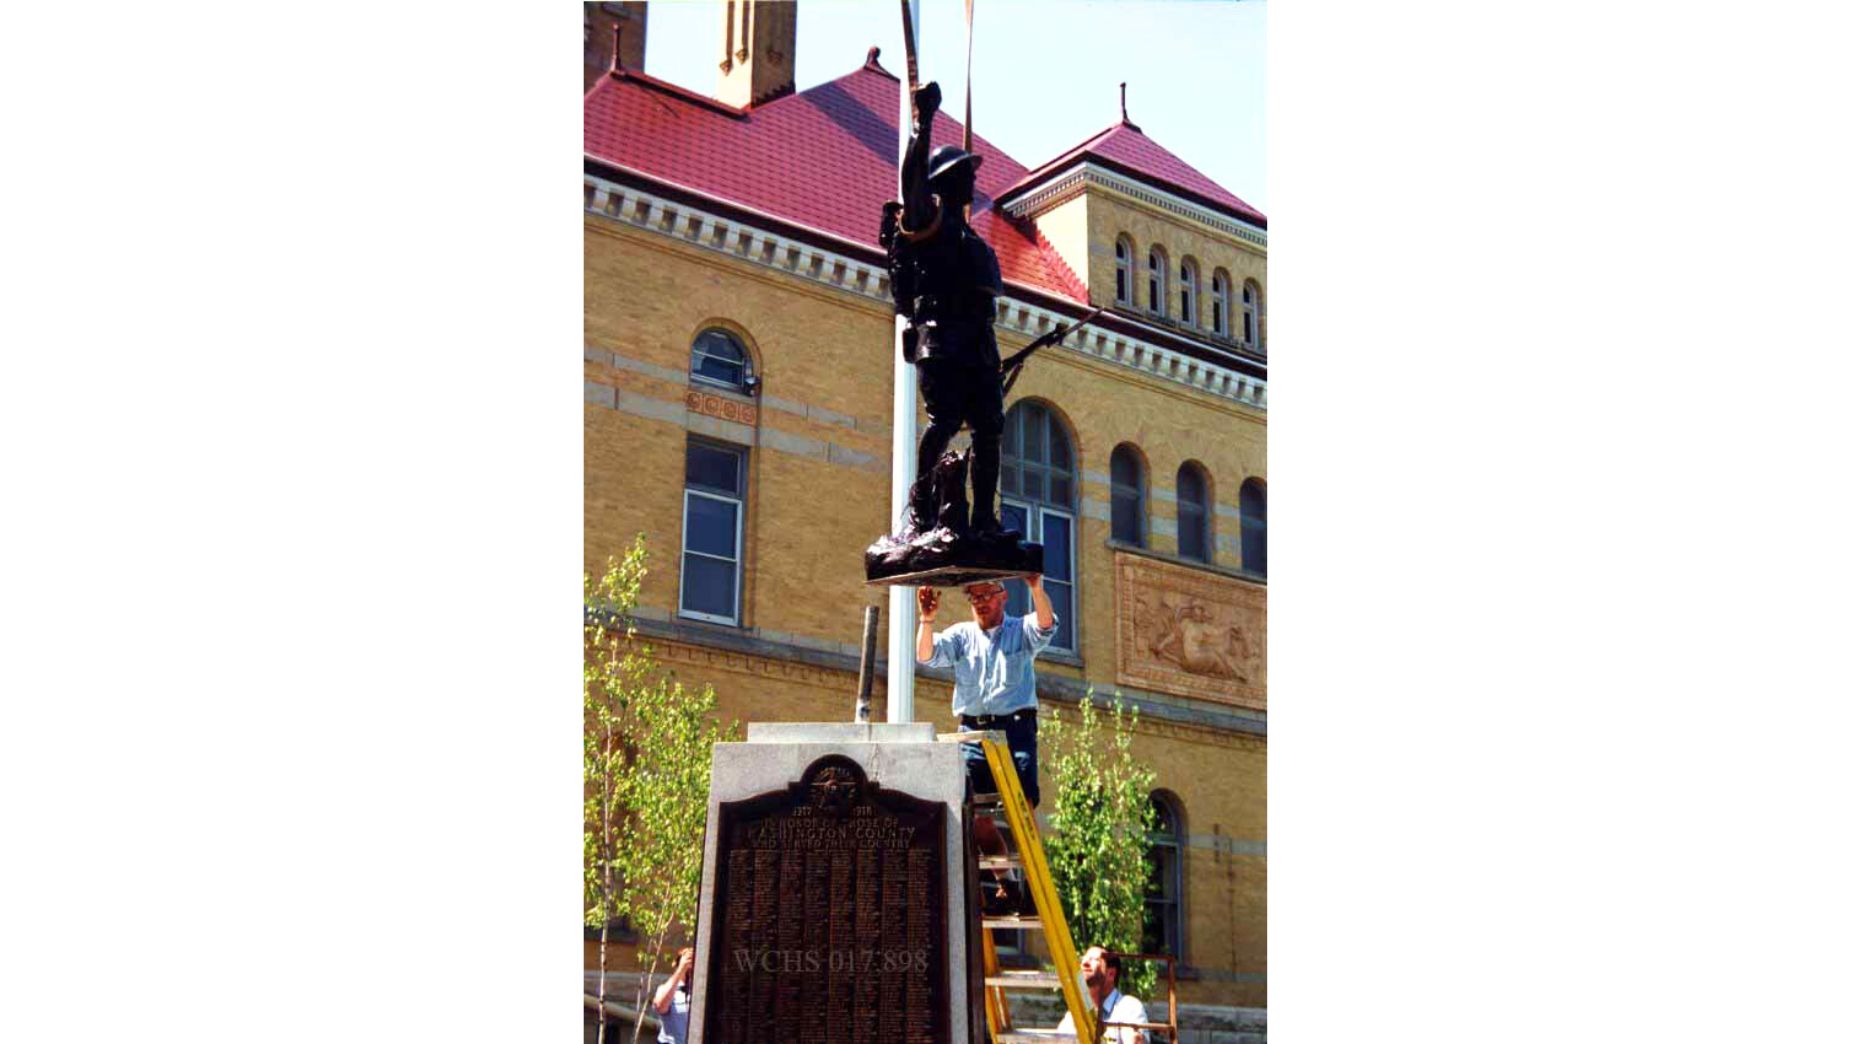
[704,755,948,1043]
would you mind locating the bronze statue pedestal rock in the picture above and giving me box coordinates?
[864,449,1043,587]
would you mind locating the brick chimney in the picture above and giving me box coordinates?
[584,2,647,92]
[715,0,796,109]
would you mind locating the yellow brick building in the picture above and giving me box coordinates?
[584,1,1268,1014]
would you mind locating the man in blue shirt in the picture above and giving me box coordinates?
[915,574,1057,913]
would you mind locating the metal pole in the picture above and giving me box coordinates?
[885,0,922,725]
[855,604,881,723]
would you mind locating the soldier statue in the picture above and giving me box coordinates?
[865,81,1042,585]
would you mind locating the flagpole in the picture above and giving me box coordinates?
[885,0,922,725]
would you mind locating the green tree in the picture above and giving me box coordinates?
[1040,689,1160,999]
[585,535,739,1044]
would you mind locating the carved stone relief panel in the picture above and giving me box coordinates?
[1114,552,1266,710]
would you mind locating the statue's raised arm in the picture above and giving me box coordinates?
[901,82,942,235]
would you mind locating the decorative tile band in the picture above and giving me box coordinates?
[586,174,1267,412]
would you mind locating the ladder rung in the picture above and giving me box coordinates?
[972,792,1002,806]
[984,971,1063,990]
[978,855,1024,870]
[940,730,1005,743]
[982,914,1043,929]
[994,1032,1079,1042]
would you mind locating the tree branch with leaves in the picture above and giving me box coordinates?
[585,535,739,1044]
[1040,689,1160,1000]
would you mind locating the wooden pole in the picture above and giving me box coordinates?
[963,0,974,150]
[855,604,881,723]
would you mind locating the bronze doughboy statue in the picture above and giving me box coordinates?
[865,81,1041,585]
[896,82,1005,537]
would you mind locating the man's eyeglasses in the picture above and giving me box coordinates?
[964,588,1006,604]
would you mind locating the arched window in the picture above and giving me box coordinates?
[1147,247,1168,316]
[1211,270,1230,336]
[1241,280,1263,349]
[1114,237,1134,306]
[1240,478,1267,578]
[1176,462,1211,563]
[690,327,752,391]
[1000,401,1076,653]
[1143,791,1184,959]
[1110,444,1146,547]
[1179,260,1198,326]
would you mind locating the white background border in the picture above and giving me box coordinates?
[5,4,1850,1042]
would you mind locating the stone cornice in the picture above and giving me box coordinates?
[585,173,1267,411]
[999,161,1268,250]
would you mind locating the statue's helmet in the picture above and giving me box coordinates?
[926,145,983,186]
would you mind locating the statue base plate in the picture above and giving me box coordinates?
[863,563,1042,589]
[864,526,1043,587]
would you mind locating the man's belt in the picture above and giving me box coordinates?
[961,708,1036,727]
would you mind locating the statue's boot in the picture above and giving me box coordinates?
[935,452,972,534]
[899,480,936,540]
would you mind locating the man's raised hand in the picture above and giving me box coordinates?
[918,586,940,622]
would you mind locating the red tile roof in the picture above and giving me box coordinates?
[1003,121,1268,230]
[586,54,1264,308]
[585,55,1096,304]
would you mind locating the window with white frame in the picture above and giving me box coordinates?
[1176,462,1211,563]
[1147,248,1168,317]
[1114,237,1133,305]
[999,401,1076,654]
[690,327,753,392]
[1241,280,1262,349]
[1211,270,1230,336]
[679,439,747,624]
[1179,259,1198,326]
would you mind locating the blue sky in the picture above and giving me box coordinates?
[642,0,1267,213]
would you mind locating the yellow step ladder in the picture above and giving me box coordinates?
[943,730,1095,1044]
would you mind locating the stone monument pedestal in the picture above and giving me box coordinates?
[687,722,981,1043]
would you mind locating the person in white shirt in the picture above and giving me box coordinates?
[1055,945,1150,1044]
